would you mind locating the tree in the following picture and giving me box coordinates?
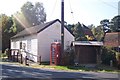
[92,19,111,41]
[66,24,75,34]
[34,2,46,23]
[91,25,104,41]
[100,19,111,33]
[13,12,29,33]
[73,22,87,41]
[110,15,120,32]
[21,1,46,26]
[0,14,16,52]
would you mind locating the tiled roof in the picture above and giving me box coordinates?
[104,32,120,47]
[82,24,96,40]
[11,19,60,38]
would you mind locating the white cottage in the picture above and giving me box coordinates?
[11,19,74,62]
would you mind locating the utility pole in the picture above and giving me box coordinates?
[61,0,64,65]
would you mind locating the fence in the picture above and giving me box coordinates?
[6,49,41,65]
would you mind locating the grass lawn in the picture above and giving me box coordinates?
[29,64,119,73]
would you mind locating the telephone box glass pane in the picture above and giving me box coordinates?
[52,47,55,63]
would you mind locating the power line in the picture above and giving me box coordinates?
[99,0,118,10]
[68,0,75,23]
[50,0,58,18]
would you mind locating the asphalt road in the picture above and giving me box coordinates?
[0,64,120,80]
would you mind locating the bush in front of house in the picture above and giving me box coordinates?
[101,47,117,67]
[116,53,120,69]
[61,46,74,66]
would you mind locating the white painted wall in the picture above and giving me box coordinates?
[37,21,74,62]
[64,26,75,49]
[11,34,38,62]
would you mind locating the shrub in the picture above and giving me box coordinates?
[116,52,120,61]
[101,47,117,66]
[0,53,7,58]
[61,46,74,66]
[116,53,120,68]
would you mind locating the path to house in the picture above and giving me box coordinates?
[0,62,120,80]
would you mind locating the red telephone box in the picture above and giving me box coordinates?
[50,42,61,65]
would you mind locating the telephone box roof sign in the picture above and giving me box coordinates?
[104,32,120,47]
[53,42,60,44]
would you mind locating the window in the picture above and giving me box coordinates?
[22,43,26,50]
[13,42,16,49]
[27,40,31,52]
[20,42,22,49]
[20,42,26,50]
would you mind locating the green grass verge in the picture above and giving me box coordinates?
[30,64,119,73]
[0,53,8,62]
[0,53,7,58]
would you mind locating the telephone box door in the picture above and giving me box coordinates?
[50,42,60,65]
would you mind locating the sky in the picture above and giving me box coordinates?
[0,0,119,26]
